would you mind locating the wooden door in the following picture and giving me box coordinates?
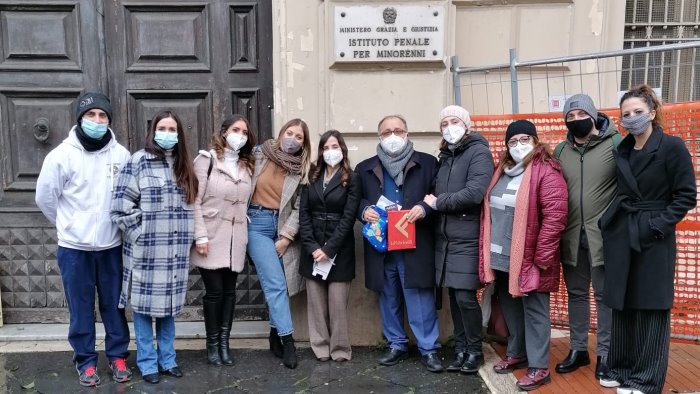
[0,0,273,322]
[0,0,106,322]
[103,0,273,320]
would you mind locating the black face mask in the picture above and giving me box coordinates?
[565,117,594,139]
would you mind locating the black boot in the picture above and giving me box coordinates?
[280,334,298,369]
[555,350,590,374]
[269,328,283,358]
[446,352,466,372]
[219,295,235,366]
[460,353,484,374]
[203,299,223,366]
[595,355,609,379]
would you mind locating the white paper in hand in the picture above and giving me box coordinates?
[312,255,337,280]
[376,195,401,211]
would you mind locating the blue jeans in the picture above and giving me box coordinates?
[379,254,441,355]
[132,313,177,375]
[246,208,294,336]
[57,246,130,373]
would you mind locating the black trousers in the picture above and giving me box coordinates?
[199,267,238,302]
[562,240,610,356]
[607,308,670,394]
[448,288,483,355]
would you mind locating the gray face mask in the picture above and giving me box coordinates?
[620,113,652,136]
[280,136,302,154]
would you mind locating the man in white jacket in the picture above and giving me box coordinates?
[35,92,132,387]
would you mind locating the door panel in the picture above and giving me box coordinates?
[126,90,213,157]
[0,5,81,72]
[229,4,258,72]
[0,0,104,323]
[1,92,79,192]
[232,89,260,133]
[124,4,211,73]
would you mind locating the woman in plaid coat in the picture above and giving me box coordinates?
[111,110,198,384]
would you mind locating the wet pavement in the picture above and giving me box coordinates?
[0,346,490,394]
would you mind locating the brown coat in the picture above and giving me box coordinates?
[190,150,252,272]
[250,146,305,296]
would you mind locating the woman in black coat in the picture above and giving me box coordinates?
[299,130,360,362]
[598,85,696,394]
[423,106,494,374]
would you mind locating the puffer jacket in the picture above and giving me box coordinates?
[434,133,493,290]
[479,147,568,296]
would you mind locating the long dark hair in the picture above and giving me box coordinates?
[309,130,352,187]
[211,114,256,175]
[144,110,198,204]
[619,84,664,129]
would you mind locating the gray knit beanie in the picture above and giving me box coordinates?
[563,94,597,120]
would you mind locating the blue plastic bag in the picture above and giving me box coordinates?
[362,206,388,253]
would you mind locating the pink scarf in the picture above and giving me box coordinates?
[481,164,533,297]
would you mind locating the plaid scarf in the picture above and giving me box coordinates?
[260,139,302,175]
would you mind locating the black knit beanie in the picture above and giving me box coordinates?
[505,120,538,143]
[75,92,112,124]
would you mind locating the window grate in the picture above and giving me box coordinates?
[623,0,700,102]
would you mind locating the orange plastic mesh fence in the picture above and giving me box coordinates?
[471,102,700,341]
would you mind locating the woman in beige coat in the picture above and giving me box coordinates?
[191,115,255,367]
[247,118,311,369]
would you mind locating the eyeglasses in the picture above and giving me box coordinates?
[380,129,406,139]
[507,135,532,148]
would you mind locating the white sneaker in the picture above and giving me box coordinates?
[600,375,621,388]
[617,387,645,394]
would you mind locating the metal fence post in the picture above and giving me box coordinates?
[509,48,519,113]
[451,56,462,106]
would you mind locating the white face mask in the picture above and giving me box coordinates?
[323,148,343,167]
[509,143,534,163]
[442,125,466,144]
[226,133,247,151]
[380,134,407,155]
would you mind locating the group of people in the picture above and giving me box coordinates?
[35,84,695,394]
[355,107,568,391]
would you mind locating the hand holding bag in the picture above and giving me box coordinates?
[362,206,387,252]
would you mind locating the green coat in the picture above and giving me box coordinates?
[557,113,620,267]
